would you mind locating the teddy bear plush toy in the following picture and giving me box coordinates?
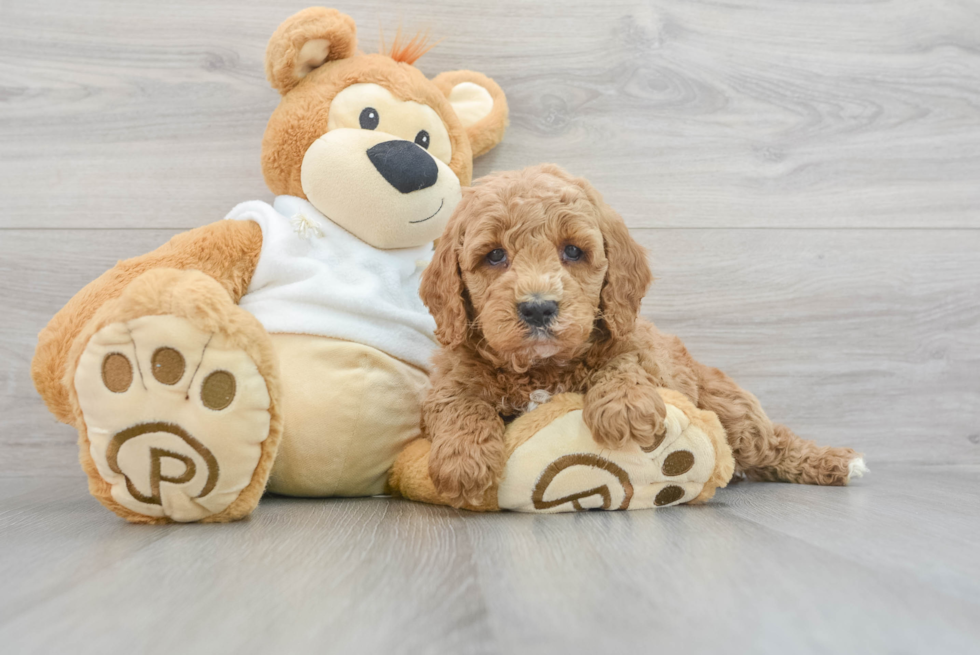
[31,7,509,523]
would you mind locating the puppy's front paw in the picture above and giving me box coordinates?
[584,383,667,451]
[428,437,502,507]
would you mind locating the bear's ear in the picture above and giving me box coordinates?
[266,7,357,95]
[432,71,509,158]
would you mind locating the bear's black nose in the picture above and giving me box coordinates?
[366,140,439,194]
[517,300,559,328]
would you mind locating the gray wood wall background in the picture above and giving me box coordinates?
[2,0,978,476]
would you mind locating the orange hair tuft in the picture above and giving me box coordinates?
[379,25,440,65]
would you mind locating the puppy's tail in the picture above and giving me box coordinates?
[696,362,865,486]
[740,424,866,486]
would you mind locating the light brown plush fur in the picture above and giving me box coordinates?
[32,220,264,425]
[265,7,357,95]
[64,268,283,524]
[262,54,480,194]
[31,6,509,522]
[431,70,509,159]
[261,10,508,196]
[419,164,861,506]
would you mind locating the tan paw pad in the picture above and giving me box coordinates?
[498,401,718,513]
[75,315,271,522]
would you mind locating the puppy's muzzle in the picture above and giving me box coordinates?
[518,300,558,329]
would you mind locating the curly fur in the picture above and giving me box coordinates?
[420,164,861,505]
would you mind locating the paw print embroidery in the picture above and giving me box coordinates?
[637,404,718,508]
[497,397,721,513]
[531,453,633,511]
[74,315,272,522]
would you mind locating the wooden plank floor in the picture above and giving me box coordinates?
[2,1,979,653]
[1,465,979,654]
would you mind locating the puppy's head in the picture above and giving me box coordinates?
[420,164,652,365]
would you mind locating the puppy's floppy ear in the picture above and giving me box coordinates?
[432,71,508,158]
[596,200,652,340]
[265,7,357,95]
[420,209,469,349]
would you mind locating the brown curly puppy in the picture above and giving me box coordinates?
[420,164,866,506]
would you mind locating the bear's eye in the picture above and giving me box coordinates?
[562,245,583,262]
[414,130,430,149]
[486,248,507,266]
[359,107,379,130]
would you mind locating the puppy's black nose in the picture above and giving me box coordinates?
[366,140,438,194]
[518,300,559,328]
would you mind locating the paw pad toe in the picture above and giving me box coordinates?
[151,347,185,385]
[654,485,685,506]
[662,450,695,476]
[101,353,133,393]
[201,371,236,410]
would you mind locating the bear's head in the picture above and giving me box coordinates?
[261,7,508,249]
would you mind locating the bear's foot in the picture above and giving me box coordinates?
[69,269,282,523]
[497,390,734,513]
[390,390,735,513]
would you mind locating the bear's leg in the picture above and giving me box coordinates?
[265,334,429,498]
[390,390,733,513]
[493,393,730,513]
[67,268,282,523]
[694,363,865,486]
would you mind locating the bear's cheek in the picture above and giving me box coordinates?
[300,128,461,249]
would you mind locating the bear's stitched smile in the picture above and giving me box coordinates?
[409,198,444,224]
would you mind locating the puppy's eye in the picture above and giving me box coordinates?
[486,248,508,266]
[563,245,584,262]
[359,107,380,130]
[414,130,430,149]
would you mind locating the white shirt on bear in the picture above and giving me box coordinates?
[225,195,437,371]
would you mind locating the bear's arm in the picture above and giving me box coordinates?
[31,219,264,424]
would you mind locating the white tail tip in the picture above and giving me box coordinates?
[847,457,869,483]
